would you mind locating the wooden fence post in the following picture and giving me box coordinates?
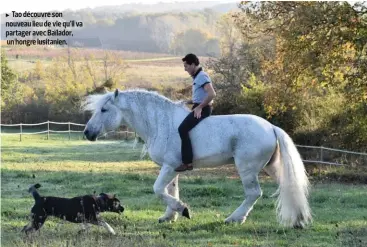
[20,123,22,142]
[47,121,50,140]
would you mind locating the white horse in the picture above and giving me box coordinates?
[83,89,311,228]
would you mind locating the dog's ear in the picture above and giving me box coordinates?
[113,194,116,199]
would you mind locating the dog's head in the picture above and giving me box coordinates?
[98,193,124,214]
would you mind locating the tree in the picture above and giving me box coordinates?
[33,60,45,80]
[83,51,127,94]
[44,49,127,119]
[205,38,220,57]
[1,50,23,110]
[151,19,174,53]
[206,13,265,115]
[230,1,367,149]
[216,13,242,56]
[236,1,367,114]
[44,49,92,117]
[170,29,218,55]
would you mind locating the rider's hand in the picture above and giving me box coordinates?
[193,106,202,119]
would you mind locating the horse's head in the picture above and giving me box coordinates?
[83,89,124,141]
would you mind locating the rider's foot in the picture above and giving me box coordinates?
[175,163,193,172]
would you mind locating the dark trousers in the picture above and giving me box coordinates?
[178,103,212,164]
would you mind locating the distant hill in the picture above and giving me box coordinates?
[70,11,222,53]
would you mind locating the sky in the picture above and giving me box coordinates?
[1,0,239,14]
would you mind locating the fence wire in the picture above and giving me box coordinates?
[1,121,366,166]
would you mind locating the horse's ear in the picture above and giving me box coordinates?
[114,89,119,99]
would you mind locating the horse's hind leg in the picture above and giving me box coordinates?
[225,158,264,224]
[159,175,179,223]
[263,143,281,183]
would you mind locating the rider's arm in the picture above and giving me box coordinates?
[197,83,216,109]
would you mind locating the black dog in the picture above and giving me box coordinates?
[22,184,124,235]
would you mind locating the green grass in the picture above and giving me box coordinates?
[1,135,367,246]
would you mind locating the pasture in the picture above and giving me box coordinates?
[4,46,190,88]
[1,134,367,246]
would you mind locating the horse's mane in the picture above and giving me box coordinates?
[82,92,114,113]
[82,89,189,113]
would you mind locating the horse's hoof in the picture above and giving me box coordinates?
[224,219,232,224]
[224,216,246,224]
[224,216,235,224]
[293,223,304,229]
[182,207,191,219]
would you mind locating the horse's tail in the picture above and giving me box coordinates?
[28,183,42,202]
[272,126,312,228]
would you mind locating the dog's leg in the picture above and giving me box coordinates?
[22,210,47,234]
[78,223,91,234]
[81,223,91,230]
[22,212,36,234]
[98,220,116,235]
[21,221,35,234]
[56,221,65,232]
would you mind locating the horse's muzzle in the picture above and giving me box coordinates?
[84,129,97,141]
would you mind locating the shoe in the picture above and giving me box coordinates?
[175,163,193,172]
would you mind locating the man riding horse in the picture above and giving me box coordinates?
[176,53,217,172]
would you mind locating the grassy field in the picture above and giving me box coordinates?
[4,46,216,90]
[5,46,190,89]
[1,134,367,247]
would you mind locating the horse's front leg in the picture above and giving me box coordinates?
[154,165,190,222]
[159,175,179,223]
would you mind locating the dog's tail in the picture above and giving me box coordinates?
[28,183,42,202]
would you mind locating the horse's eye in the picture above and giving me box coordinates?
[101,108,107,113]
